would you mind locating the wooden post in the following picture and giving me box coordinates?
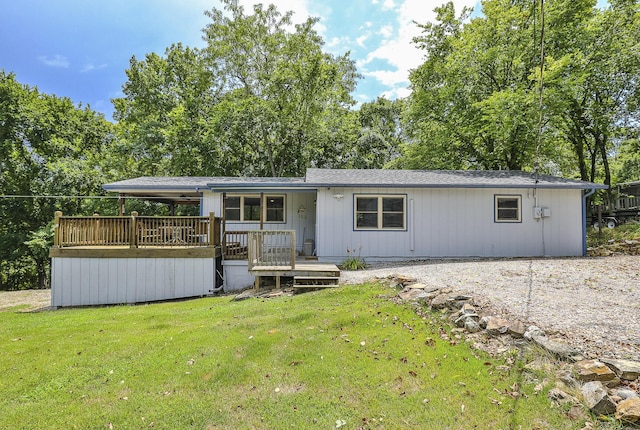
[259,192,264,230]
[290,230,296,269]
[53,211,62,247]
[130,211,138,248]
[119,194,125,216]
[209,212,219,246]
[93,213,100,245]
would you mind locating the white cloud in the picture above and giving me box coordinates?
[38,55,70,68]
[382,0,396,10]
[361,0,477,97]
[81,63,108,73]
[378,25,394,39]
[356,34,369,48]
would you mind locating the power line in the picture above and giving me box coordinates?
[0,195,195,200]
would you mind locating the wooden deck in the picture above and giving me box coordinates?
[250,263,340,290]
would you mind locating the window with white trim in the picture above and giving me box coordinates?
[354,195,406,230]
[224,195,286,222]
[494,195,521,223]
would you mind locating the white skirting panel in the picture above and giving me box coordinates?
[51,257,215,307]
[221,260,254,292]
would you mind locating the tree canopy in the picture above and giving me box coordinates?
[2,0,640,290]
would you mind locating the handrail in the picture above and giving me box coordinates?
[223,231,250,260]
[53,211,221,248]
[247,230,296,270]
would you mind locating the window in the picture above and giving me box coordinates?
[495,195,521,223]
[265,196,285,222]
[224,195,286,222]
[354,195,406,230]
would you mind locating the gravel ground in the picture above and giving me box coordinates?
[340,255,640,361]
[0,289,50,312]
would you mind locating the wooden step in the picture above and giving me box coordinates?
[294,276,340,281]
[293,284,341,289]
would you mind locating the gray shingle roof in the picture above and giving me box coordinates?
[103,169,606,193]
[304,168,606,189]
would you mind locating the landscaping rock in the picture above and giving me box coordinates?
[531,334,582,361]
[612,388,639,401]
[482,316,510,335]
[430,294,451,309]
[615,397,640,424]
[548,388,579,405]
[460,303,476,315]
[600,358,640,381]
[508,320,526,338]
[397,287,429,301]
[464,319,481,333]
[581,381,617,415]
[574,359,617,383]
[523,325,544,340]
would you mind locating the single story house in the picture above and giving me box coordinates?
[49,168,605,307]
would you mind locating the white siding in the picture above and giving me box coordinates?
[51,257,215,307]
[316,187,584,261]
[203,191,316,252]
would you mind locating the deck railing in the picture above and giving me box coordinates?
[223,231,249,260]
[53,211,221,248]
[247,230,296,270]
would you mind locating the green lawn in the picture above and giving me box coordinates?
[1,283,582,429]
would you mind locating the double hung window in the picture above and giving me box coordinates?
[354,195,406,230]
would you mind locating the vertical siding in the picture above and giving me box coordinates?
[204,191,317,251]
[316,186,585,261]
[51,257,215,307]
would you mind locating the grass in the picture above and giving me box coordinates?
[587,220,640,247]
[1,283,585,429]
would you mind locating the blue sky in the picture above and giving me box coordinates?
[0,0,482,120]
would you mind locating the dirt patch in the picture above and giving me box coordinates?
[0,289,51,312]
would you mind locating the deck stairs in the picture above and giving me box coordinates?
[293,275,340,289]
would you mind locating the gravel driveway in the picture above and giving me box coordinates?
[340,255,640,361]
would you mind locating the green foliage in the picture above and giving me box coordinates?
[113,0,361,177]
[339,246,367,270]
[0,285,581,429]
[0,71,115,290]
[400,0,640,185]
[587,220,640,247]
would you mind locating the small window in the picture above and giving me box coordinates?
[266,196,285,222]
[224,195,286,222]
[355,195,406,230]
[495,195,521,223]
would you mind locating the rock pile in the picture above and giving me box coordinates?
[588,238,640,256]
[387,274,640,426]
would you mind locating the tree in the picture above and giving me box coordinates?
[112,43,221,176]
[402,1,544,170]
[202,0,359,176]
[401,0,640,186]
[0,71,114,290]
[114,0,360,178]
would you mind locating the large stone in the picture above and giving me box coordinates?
[464,319,481,333]
[523,325,544,340]
[581,381,617,415]
[397,287,429,301]
[615,398,640,423]
[574,359,617,383]
[482,316,510,335]
[430,294,451,309]
[508,320,526,338]
[531,334,581,361]
[600,358,640,381]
